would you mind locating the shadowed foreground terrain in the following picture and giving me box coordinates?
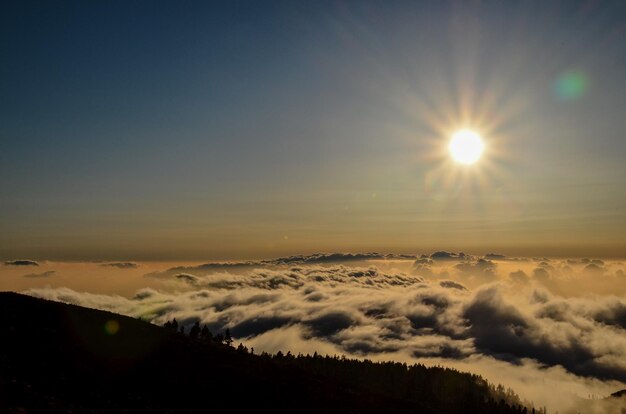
[0,292,530,413]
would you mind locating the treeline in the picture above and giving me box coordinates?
[163,319,233,346]
[164,319,543,414]
[266,352,538,414]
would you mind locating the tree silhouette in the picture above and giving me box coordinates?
[163,318,179,332]
[1,291,531,414]
[223,328,233,347]
[200,325,212,341]
[189,321,201,339]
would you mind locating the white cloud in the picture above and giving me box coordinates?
[20,255,626,413]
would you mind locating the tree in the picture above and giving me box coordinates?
[224,328,233,346]
[189,321,201,339]
[163,318,179,332]
[200,325,212,341]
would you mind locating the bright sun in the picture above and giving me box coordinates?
[449,129,484,165]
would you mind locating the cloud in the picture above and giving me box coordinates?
[5,260,38,266]
[571,298,626,330]
[509,270,529,284]
[150,253,417,279]
[484,253,507,260]
[454,258,498,285]
[158,261,260,276]
[304,311,358,337]
[271,252,416,264]
[231,315,295,338]
[439,280,467,290]
[584,263,606,274]
[27,281,625,382]
[567,258,605,267]
[533,267,551,282]
[17,255,626,413]
[23,270,55,278]
[413,258,435,277]
[431,354,626,414]
[149,265,426,291]
[100,262,139,269]
[25,266,626,385]
[455,258,496,274]
[430,251,468,261]
[466,287,626,383]
[174,273,200,286]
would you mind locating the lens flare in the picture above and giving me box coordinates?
[555,71,588,101]
[104,320,120,335]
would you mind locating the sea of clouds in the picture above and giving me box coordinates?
[4,252,626,413]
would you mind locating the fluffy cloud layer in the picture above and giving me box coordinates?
[150,253,417,277]
[19,254,626,413]
[100,262,139,269]
[5,260,39,266]
[23,270,55,278]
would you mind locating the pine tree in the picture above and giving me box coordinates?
[224,328,233,346]
[189,321,201,339]
[200,325,212,341]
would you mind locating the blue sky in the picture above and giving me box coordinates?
[1,1,625,260]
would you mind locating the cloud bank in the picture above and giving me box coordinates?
[5,260,39,266]
[19,253,626,413]
[23,270,55,278]
[100,262,139,269]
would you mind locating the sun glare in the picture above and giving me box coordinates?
[449,130,484,165]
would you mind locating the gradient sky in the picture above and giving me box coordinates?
[2,0,625,260]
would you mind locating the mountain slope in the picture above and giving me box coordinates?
[0,292,525,413]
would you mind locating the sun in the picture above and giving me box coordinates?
[449,129,484,165]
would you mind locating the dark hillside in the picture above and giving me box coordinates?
[0,292,527,413]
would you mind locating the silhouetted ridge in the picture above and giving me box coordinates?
[0,292,529,413]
